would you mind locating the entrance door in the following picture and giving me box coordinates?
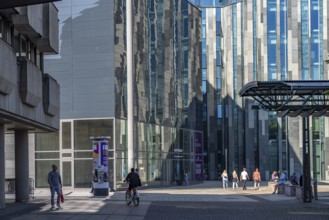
[60,120,74,188]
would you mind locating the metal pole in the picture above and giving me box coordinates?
[127,0,134,170]
[302,117,312,203]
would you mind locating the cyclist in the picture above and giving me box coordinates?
[124,168,140,198]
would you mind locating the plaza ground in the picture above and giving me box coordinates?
[1,181,329,220]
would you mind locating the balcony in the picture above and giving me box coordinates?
[17,56,42,107]
[37,3,59,53]
[0,39,17,95]
[11,3,59,53]
[43,74,60,116]
[12,5,43,38]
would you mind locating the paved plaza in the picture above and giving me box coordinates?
[1,181,329,220]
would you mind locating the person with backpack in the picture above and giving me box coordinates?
[124,168,141,197]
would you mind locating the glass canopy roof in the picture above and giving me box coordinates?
[239,80,329,117]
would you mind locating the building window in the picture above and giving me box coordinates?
[0,17,14,45]
[62,122,72,149]
[74,119,113,151]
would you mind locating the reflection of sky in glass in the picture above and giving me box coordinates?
[310,0,322,80]
[189,0,242,7]
[46,0,99,58]
[267,0,277,80]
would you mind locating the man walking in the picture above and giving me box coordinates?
[48,164,62,210]
[240,168,249,190]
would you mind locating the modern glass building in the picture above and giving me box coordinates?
[192,0,329,181]
[35,0,202,189]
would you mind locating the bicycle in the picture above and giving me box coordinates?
[125,186,139,206]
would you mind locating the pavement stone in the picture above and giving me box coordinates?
[1,181,328,220]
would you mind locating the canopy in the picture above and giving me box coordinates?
[239,80,329,117]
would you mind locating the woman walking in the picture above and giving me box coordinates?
[221,169,228,189]
[232,170,239,190]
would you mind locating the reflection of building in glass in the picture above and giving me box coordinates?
[35,0,202,189]
[194,0,329,181]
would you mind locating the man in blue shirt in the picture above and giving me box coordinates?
[48,164,62,210]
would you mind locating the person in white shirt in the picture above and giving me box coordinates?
[240,168,249,190]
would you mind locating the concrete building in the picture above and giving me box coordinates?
[0,0,60,208]
[192,0,329,181]
[36,0,202,190]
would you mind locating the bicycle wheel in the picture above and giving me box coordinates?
[125,191,132,206]
[132,192,139,206]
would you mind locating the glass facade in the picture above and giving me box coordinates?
[301,0,309,80]
[267,0,277,80]
[194,0,329,181]
[38,0,202,189]
[280,0,288,80]
[114,0,202,186]
[35,119,114,188]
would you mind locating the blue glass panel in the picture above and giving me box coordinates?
[202,39,207,53]
[268,66,277,80]
[216,21,221,36]
[217,105,222,118]
[151,55,156,71]
[311,45,319,61]
[202,54,207,68]
[302,69,308,80]
[151,24,155,41]
[217,79,221,89]
[216,36,220,51]
[202,81,207,94]
[216,67,221,78]
[216,8,221,20]
[267,0,277,80]
[202,25,206,38]
[267,0,277,31]
[216,51,221,66]
[202,69,207,80]
[312,66,320,80]
[183,18,189,38]
[202,8,206,18]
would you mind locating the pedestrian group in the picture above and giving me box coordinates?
[219,168,300,194]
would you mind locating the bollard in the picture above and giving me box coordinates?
[313,180,318,200]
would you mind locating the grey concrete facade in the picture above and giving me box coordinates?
[0,0,60,208]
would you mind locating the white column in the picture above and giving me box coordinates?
[127,0,135,170]
[0,124,5,208]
